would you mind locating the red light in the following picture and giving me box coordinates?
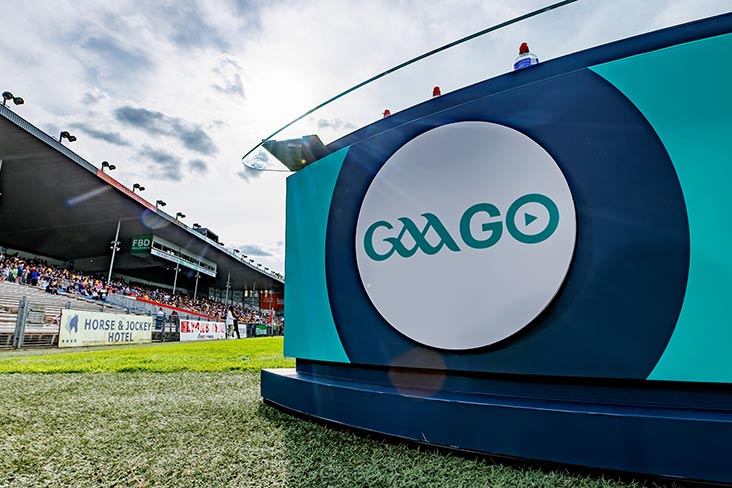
[383,109,391,117]
[433,86,441,97]
[519,42,529,54]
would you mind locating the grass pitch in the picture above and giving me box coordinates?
[0,336,293,373]
[0,339,673,487]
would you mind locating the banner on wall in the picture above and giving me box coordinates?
[259,293,284,310]
[59,310,153,348]
[180,320,226,341]
[131,235,152,254]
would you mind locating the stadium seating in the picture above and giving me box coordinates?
[0,281,126,348]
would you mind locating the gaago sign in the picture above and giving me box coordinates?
[355,122,577,350]
[268,19,732,481]
[363,193,560,261]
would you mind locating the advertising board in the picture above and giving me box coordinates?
[59,310,153,348]
[131,235,152,254]
[179,319,226,341]
[260,293,284,311]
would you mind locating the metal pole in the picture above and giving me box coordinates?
[172,261,180,293]
[107,219,121,284]
[194,272,200,301]
[224,270,231,304]
[193,259,201,301]
[12,297,28,349]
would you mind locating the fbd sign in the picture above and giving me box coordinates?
[131,235,152,254]
[355,122,576,350]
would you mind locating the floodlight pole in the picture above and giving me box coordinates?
[193,259,201,301]
[193,272,200,301]
[224,270,231,305]
[107,219,121,285]
[172,261,180,293]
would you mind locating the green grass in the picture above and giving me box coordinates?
[0,337,294,373]
[0,339,678,487]
[1,372,662,488]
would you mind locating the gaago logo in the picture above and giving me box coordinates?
[364,193,559,261]
[355,122,577,350]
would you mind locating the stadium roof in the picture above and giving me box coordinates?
[0,105,283,293]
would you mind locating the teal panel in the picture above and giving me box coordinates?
[591,33,732,382]
[283,148,350,363]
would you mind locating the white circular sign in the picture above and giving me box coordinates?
[355,122,576,350]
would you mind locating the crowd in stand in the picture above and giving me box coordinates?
[0,253,107,298]
[0,251,283,327]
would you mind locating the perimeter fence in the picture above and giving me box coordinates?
[0,284,281,350]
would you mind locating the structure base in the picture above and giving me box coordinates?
[262,362,732,484]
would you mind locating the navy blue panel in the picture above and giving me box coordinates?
[262,366,732,483]
[297,361,732,413]
[325,68,689,379]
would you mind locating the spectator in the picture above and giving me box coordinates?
[0,250,284,329]
[226,306,237,339]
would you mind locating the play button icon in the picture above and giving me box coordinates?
[525,213,538,226]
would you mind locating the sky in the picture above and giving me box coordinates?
[0,0,729,274]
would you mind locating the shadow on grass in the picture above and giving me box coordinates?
[255,402,697,488]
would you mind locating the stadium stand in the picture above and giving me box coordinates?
[0,281,126,348]
[0,103,282,305]
[0,249,282,348]
[0,104,284,348]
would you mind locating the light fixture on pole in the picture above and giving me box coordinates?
[101,161,116,172]
[2,91,24,108]
[59,131,77,143]
[156,199,166,209]
[132,183,145,193]
[175,212,185,220]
